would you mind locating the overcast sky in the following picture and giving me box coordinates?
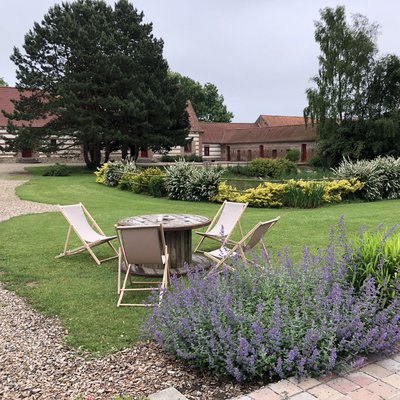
[1,1,399,122]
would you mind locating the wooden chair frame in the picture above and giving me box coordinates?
[205,217,280,274]
[56,203,118,265]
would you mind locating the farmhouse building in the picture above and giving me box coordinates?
[1,87,317,162]
[169,101,317,162]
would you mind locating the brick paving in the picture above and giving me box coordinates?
[232,352,400,400]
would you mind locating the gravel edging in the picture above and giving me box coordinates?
[0,167,257,399]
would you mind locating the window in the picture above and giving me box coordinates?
[259,145,264,158]
[272,149,277,159]
[247,149,252,161]
[227,146,231,161]
[204,146,210,156]
[237,149,241,161]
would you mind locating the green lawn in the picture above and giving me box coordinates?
[0,166,398,354]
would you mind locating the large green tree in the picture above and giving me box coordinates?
[304,6,400,167]
[0,77,7,86]
[7,0,188,168]
[170,72,234,122]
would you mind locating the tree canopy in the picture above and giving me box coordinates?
[7,0,188,168]
[305,6,400,167]
[170,72,234,122]
[0,78,7,86]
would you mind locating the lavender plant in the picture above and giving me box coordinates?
[146,218,400,382]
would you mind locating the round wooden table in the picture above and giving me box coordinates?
[118,213,211,275]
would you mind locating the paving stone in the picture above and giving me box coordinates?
[308,384,344,400]
[326,377,360,394]
[289,377,320,390]
[318,372,338,383]
[290,392,317,400]
[346,388,381,400]
[361,363,393,379]
[366,381,400,398]
[376,359,400,373]
[269,379,303,397]
[381,373,400,389]
[346,371,376,387]
[148,387,189,400]
[392,354,400,363]
[247,387,283,400]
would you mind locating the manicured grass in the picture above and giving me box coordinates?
[0,167,399,354]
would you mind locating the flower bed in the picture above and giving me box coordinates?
[146,218,400,382]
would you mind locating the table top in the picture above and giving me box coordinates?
[118,213,211,231]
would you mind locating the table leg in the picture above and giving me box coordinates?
[164,229,192,268]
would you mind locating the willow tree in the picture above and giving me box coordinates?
[8,0,188,168]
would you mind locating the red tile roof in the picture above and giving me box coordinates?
[0,87,49,128]
[199,121,258,143]
[186,100,203,132]
[256,115,305,127]
[220,125,316,144]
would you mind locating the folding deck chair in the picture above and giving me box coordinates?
[115,224,170,307]
[194,200,248,253]
[56,203,118,265]
[204,217,280,273]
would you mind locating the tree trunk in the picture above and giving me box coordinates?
[121,144,128,160]
[83,142,102,169]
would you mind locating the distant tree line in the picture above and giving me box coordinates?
[305,5,400,167]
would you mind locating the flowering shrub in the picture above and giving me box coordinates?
[147,219,400,381]
[213,179,362,208]
[237,182,286,208]
[94,163,107,184]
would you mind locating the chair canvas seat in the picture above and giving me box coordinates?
[56,203,118,265]
[115,224,170,307]
[194,200,248,253]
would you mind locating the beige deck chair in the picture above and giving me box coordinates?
[115,224,170,307]
[194,200,248,253]
[204,217,280,273]
[56,203,118,265]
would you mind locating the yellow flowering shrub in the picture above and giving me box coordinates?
[212,181,242,202]
[239,182,285,208]
[323,178,364,203]
[94,163,108,184]
[213,178,363,208]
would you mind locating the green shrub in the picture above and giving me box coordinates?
[118,172,136,191]
[284,149,300,162]
[160,154,176,162]
[42,163,70,176]
[249,158,296,178]
[160,154,203,162]
[348,225,400,305]
[166,159,223,201]
[226,165,254,177]
[124,167,165,194]
[148,175,167,197]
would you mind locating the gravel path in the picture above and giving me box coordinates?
[0,163,254,400]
